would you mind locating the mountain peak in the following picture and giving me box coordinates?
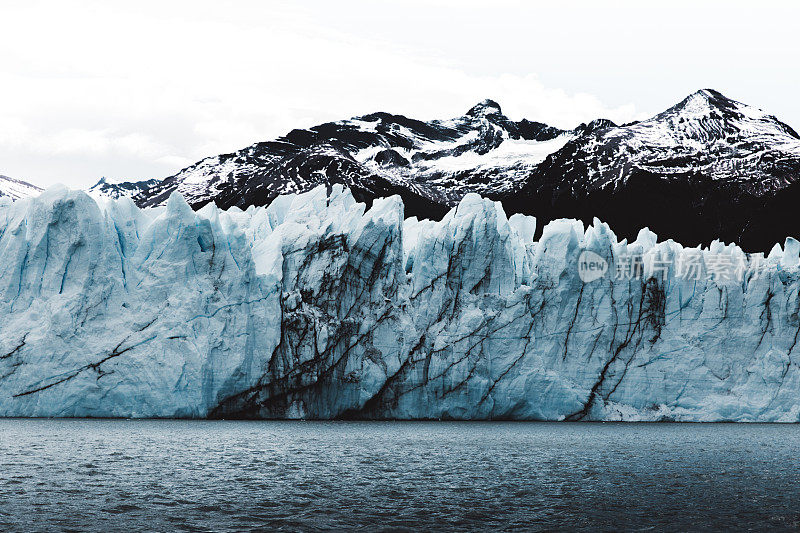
[661,89,798,140]
[692,88,726,100]
[670,88,739,117]
[466,99,503,117]
[691,88,734,104]
[574,118,618,136]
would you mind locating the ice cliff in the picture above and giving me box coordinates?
[2,186,800,421]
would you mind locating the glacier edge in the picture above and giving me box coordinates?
[1,185,800,421]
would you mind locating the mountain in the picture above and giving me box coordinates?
[501,89,800,250]
[129,98,573,220]
[88,177,160,200]
[0,175,41,201]
[120,89,800,251]
[4,185,800,420]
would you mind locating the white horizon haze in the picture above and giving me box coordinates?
[1,0,799,189]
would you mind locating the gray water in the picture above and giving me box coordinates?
[1,421,800,531]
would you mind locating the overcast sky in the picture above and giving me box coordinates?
[2,0,799,188]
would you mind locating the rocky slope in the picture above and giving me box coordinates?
[2,186,800,421]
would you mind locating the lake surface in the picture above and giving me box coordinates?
[1,420,800,531]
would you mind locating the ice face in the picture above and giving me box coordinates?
[2,185,800,421]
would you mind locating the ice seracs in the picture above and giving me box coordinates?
[3,185,800,421]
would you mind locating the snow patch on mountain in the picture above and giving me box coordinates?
[0,175,41,201]
[410,135,574,173]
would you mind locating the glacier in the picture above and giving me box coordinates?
[2,186,800,421]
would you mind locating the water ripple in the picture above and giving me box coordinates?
[1,420,800,531]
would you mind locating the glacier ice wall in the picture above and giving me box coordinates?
[2,186,800,421]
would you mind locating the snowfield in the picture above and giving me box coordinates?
[2,185,800,420]
[0,175,41,201]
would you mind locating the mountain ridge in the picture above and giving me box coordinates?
[70,89,800,250]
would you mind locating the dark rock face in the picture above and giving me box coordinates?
[374,149,410,167]
[125,89,800,252]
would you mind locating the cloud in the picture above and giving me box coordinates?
[0,0,649,188]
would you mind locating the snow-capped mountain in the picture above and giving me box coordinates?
[128,98,574,219]
[88,177,159,200]
[114,89,800,251]
[0,175,41,201]
[504,89,800,250]
[542,89,800,194]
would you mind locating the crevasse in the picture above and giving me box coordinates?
[1,185,800,421]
